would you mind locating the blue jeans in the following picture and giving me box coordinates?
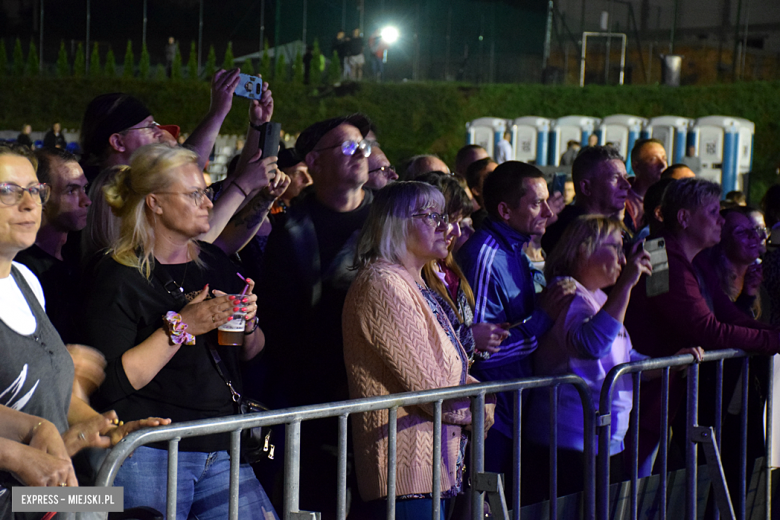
[365,498,446,520]
[114,446,277,520]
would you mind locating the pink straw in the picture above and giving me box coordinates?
[237,272,250,295]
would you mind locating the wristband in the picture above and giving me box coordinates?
[244,316,260,335]
[249,121,264,131]
[233,182,250,198]
[163,311,196,345]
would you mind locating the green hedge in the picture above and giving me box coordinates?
[2,78,779,201]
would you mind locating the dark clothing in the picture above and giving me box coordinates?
[16,241,82,344]
[541,204,586,254]
[470,207,488,231]
[624,231,779,471]
[43,130,66,149]
[254,189,373,409]
[16,133,33,148]
[82,242,245,452]
[349,36,364,56]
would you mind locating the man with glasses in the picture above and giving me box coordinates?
[254,114,374,518]
[457,161,575,502]
[16,148,90,343]
[364,126,398,190]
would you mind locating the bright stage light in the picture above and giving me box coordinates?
[381,26,399,44]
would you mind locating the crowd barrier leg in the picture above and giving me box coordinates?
[229,430,241,520]
[692,426,736,519]
[470,393,486,520]
[337,415,349,520]
[167,439,179,520]
[512,389,522,520]
[387,407,398,520]
[432,400,443,520]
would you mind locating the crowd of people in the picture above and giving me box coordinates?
[1,69,779,519]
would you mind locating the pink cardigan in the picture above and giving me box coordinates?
[343,260,493,502]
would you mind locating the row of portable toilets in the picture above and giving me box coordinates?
[466,115,755,194]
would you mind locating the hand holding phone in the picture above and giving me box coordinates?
[234,73,264,100]
[643,237,670,297]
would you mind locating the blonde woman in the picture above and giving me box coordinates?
[82,144,276,519]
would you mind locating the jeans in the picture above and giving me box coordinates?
[365,498,447,520]
[114,446,277,520]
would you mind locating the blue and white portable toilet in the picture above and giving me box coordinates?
[646,116,693,165]
[549,116,601,166]
[598,115,649,175]
[690,116,755,194]
[466,118,507,159]
[511,117,552,166]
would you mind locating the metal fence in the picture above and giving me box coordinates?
[95,375,597,520]
[95,349,774,520]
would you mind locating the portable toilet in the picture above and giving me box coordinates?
[689,116,755,194]
[511,117,552,166]
[646,116,693,165]
[466,118,507,159]
[598,115,649,174]
[549,116,601,166]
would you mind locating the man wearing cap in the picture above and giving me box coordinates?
[253,114,373,517]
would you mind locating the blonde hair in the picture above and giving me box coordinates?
[545,215,626,280]
[354,181,445,269]
[103,144,201,278]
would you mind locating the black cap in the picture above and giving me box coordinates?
[80,93,152,159]
[277,148,303,170]
[294,114,371,159]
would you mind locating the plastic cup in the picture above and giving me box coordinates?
[218,295,247,346]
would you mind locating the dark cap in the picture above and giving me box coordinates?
[80,93,152,159]
[277,148,303,170]
[294,114,371,159]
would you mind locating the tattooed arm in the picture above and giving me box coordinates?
[214,172,291,256]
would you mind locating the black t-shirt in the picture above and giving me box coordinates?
[16,241,82,344]
[82,242,245,452]
[541,204,586,255]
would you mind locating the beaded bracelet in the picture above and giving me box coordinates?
[244,316,260,335]
[163,311,196,345]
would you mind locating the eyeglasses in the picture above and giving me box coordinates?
[368,165,396,178]
[315,139,372,158]
[755,226,769,239]
[0,183,51,206]
[156,187,214,206]
[733,226,762,241]
[412,212,449,229]
[123,121,160,134]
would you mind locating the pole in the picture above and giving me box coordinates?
[260,0,265,53]
[740,0,750,79]
[445,6,452,80]
[39,0,44,74]
[543,0,554,71]
[85,0,90,73]
[274,0,281,67]
[342,0,346,32]
[604,0,613,83]
[670,0,679,53]
[198,0,203,75]
[731,0,743,81]
[142,0,147,49]
[302,0,307,44]
[359,0,365,37]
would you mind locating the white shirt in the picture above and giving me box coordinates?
[0,262,46,335]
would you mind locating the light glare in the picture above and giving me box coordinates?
[381,26,400,44]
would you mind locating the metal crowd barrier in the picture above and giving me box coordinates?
[94,375,597,520]
[596,349,774,520]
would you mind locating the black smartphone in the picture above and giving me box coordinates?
[644,237,670,297]
[551,172,567,195]
[234,73,263,100]
[257,122,281,159]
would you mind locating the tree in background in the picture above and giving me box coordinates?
[155,64,167,81]
[327,50,341,84]
[73,42,85,78]
[275,53,287,82]
[105,46,117,77]
[171,46,183,81]
[259,40,271,80]
[139,42,151,79]
[123,40,134,78]
[243,58,254,76]
[223,41,234,70]
[293,50,304,84]
[56,41,69,77]
[187,41,198,80]
[204,45,216,79]
[13,38,24,76]
[89,42,101,78]
[0,40,7,77]
[309,39,324,84]
[26,40,39,77]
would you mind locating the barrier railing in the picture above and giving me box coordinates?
[94,375,597,520]
[596,349,774,520]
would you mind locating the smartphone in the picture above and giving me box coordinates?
[234,73,263,100]
[551,172,567,195]
[257,122,281,159]
[644,237,670,297]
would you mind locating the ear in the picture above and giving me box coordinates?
[654,205,663,223]
[677,208,689,230]
[304,150,318,172]
[108,133,126,154]
[497,201,512,222]
[146,194,164,215]
[579,178,592,197]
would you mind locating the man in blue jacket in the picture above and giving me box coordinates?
[458,160,575,496]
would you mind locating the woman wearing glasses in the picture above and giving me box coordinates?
[0,145,168,513]
[82,144,277,518]
[343,181,494,519]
